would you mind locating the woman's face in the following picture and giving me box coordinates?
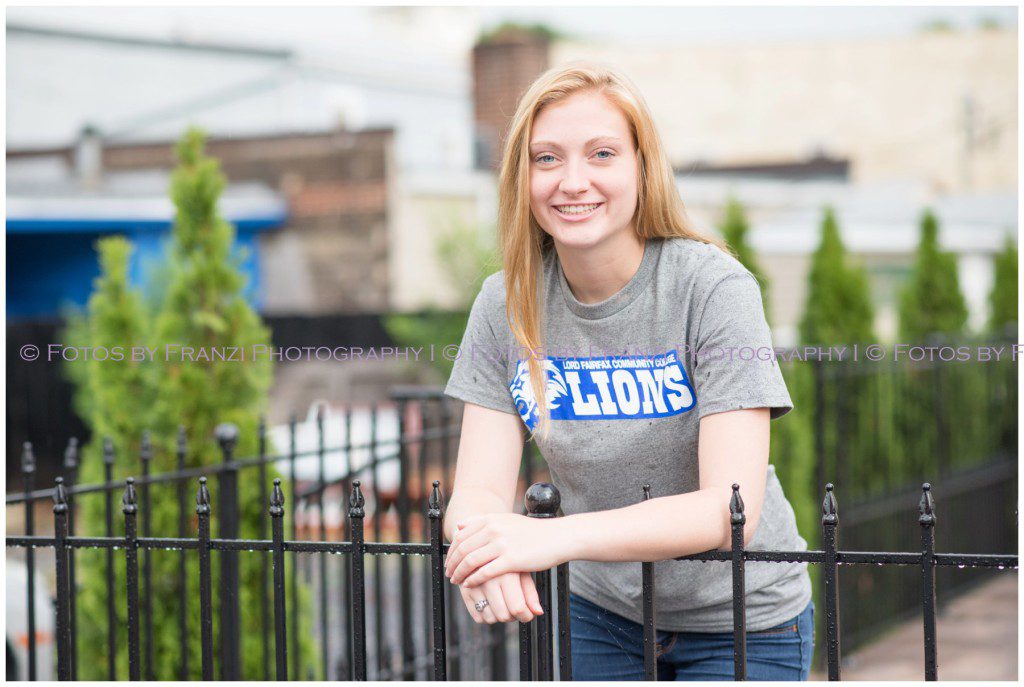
[528,90,639,251]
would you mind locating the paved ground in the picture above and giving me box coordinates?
[810,572,1017,681]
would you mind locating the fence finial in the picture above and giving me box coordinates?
[103,436,115,464]
[63,438,79,471]
[53,476,68,513]
[730,483,746,525]
[196,476,211,515]
[215,423,239,455]
[21,442,35,473]
[270,478,285,516]
[349,480,365,517]
[122,478,138,514]
[140,431,152,462]
[822,483,838,525]
[428,480,443,517]
[525,482,560,518]
[919,483,936,526]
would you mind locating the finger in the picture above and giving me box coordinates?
[499,574,534,623]
[445,530,494,578]
[460,585,485,624]
[520,572,545,615]
[450,543,500,585]
[463,558,506,588]
[482,579,512,623]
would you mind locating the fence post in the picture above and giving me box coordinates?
[258,418,271,681]
[197,477,214,681]
[123,478,141,681]
[270,478,288,680]
[287,414,300,681]
[315,406,329,680]
[22,442,38,682]
[176,428,190,680]
[822,483,841,681]
[641,484,656,681]
[428,481,448,680]
[53,477,71,681]
[525,482,559,681]
[215,422,241,680]
[349,480,368,681]
[103,437,118,680]
[919,484,938,681]
[396,398,416,680]
[62,438,79,680]
[140,432,154,680]
[730,484,747,681]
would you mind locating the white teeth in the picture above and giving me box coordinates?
[555,203,600,215]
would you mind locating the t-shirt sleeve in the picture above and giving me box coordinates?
[692,273,793,420]
[443,285,518,415]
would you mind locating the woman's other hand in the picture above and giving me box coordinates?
[445,513,573,587]
[458,571,544,624]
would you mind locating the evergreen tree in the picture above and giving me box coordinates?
[69,128,317,679]
[799,207,875,346]
[719,197,771,321]
[987,233,1017,334]
[898,209,968,340]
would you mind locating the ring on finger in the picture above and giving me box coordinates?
[474,598,489,613]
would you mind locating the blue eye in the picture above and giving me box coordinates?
[595,150,614,160]
[536,154,556,163]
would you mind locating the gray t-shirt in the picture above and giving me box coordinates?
[444,236,812,632]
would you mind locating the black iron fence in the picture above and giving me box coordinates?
[7,471,1018,681]
[5,379,1019,681]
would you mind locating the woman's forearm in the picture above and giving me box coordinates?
[443,489,509,543]
[559,486,736,563]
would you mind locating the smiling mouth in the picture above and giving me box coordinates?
[553,202,603,218]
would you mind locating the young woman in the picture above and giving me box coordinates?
[440,62,813,680]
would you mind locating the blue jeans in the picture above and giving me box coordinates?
[569,594,814,681]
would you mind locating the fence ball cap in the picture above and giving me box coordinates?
[63,437,79,469]
[21,442,35,472]
[214,423,240,451]
[429,480,443,510]
[122,477,138,511]
[525,482,560,516]
[53,476,68,510]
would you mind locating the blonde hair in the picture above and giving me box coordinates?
[497,61,728,440]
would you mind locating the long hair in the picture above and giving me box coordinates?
[497,61,729,440]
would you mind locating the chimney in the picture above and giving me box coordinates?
[74,124,103,189]
[472,26,550,171]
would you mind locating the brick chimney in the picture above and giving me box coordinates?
[472,27,550,171]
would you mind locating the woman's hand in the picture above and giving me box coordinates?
[458,571,545,624]
[444,513,573,588]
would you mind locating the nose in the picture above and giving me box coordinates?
[558,160,590,197]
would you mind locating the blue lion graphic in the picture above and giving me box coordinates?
[509,359,569,430]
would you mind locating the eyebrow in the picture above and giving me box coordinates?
[528,136,625,152]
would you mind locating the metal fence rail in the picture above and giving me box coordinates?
[7,473,1018,681]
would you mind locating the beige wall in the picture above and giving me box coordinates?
[552,28,1016,194]
[389,171,498,311]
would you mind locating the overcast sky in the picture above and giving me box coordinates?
[6,5,1018,59]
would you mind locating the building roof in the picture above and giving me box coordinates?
[678,176,1016,255]
[6,155,287,233]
